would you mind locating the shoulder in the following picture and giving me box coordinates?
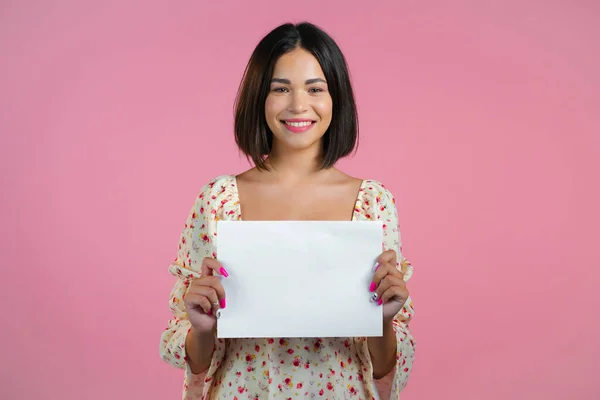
[184,175,237,218]
[360,179,397,207]
[194,174,237,201]
[184,174,237,229]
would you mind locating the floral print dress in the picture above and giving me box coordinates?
[160,175,416,400]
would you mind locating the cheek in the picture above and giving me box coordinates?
[313,97,333,121]
[265,96,283,119]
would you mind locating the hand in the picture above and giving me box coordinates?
[183,257,229,334]
[369,250,409,321]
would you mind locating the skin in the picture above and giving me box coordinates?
[184,48,410,380]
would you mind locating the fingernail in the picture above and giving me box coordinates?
[369,281,377,292]
[219,267,229,277]
[370,292,378,302]
[207,309,212,316]
[373,263,380,272]
[220,297,226,309]
[377,298,383,306]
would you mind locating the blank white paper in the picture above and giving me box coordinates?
[215,221,383,338]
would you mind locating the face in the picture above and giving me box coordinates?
[265,48,333,154]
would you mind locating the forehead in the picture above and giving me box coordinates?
[272,48,325,79]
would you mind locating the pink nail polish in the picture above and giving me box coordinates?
[207,309,212,316]
[369,282,377,292]
[377,298,383,306]
[220,298,226,309]
[219,267,229,277]
[374,263,380,272]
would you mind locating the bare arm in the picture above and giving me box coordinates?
[185,328,216,374]
[368,318,397,378]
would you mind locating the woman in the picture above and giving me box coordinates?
[160,22,416,400]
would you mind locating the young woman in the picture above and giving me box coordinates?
[160,22,416,400]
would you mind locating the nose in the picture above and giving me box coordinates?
[288,90,308,113]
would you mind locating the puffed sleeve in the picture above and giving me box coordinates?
[376,185,416,398]
[159,177,229,398]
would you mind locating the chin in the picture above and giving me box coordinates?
[275,132,325,151]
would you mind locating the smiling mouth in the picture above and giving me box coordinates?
[280,120,316,127]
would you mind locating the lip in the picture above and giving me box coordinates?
[284,118,316,123]
[281,119,316,134]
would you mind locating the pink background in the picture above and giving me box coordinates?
[1,1,599,399]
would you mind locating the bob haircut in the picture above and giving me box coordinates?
[233,22,359,170]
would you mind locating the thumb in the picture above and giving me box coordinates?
[200,263,213,277]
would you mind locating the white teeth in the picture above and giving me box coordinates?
[285,121,313,127]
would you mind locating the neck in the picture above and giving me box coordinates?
[265,142,327,183]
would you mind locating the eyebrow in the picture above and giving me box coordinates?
[271,78,327,85]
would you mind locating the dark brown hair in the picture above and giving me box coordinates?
[233,22,359,170]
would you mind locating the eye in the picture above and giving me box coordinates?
[309,88,324,93]
[272,87,289,93]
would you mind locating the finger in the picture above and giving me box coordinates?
[374,250,396,270]
[183,292,213,314]
[370,253,399,291]
[374,275,406,301]
[189,285,219,308]
[189,276,226,308]
[379,285,409,307]
[201,257,229,278]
